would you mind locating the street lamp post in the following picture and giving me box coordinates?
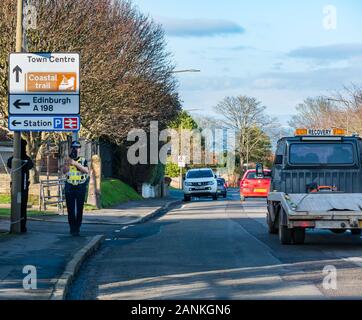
[170,69,201,189]
[171,69,201,74]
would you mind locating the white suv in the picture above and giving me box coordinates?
[183,168,218,202]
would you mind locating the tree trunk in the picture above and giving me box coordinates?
[26,132,42,184]
[29,147,42,184]
[239,148,245,173]
[87,155,102,209]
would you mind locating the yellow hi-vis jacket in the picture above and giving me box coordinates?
[66,157,88,186]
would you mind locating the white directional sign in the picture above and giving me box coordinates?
[9,53,80,94]
[9,116,80,132]
[9,94,80,115]
[178,155,186,168]
[8,53,80,132]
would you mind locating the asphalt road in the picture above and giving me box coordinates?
[68,189,362,300]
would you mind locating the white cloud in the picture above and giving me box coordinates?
[156,17,245,37]
[179,65,362,92]
[288,43,362,61]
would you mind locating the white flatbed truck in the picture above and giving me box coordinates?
[266,129,362,245]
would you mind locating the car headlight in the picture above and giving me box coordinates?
[207,181,215,186]
[185,182,192,186]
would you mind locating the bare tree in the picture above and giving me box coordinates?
[328,85,362,134]
[289,97,338,129]
[290,88,362,137]
[194,115,220,131]
[214,96,275,170]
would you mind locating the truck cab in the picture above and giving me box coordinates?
[267,128,362,245]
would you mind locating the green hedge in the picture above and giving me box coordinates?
[0,194,39,206]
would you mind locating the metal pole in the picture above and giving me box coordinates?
[246,130,249,170]
[10,0,24,234]
[72,131,78,142]
[179,125,182,189]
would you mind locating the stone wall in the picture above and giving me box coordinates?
[0,173,60,197]
[170,177,181,189]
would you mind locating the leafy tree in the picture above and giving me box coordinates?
[246,127,272,165]
[169,110,198,130]
[0,0,181,182]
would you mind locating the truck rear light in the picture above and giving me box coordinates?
[293,221,315,228]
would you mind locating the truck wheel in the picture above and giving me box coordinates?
[267,211,278,234]
[184,195,191,202]
[279,210,292,245]
[293,228,306,245]
[351,229,362,236]
[212,194,218,201]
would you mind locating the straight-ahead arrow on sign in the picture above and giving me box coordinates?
[12,65,22,83]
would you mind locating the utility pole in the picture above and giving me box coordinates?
[72,131,78,142]
[179,124,183,189]
[10,0,25,234]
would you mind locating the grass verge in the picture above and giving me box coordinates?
[101,178,142,208]
[0,208,57,217]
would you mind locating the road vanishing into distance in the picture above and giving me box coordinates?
[68,189,362,300]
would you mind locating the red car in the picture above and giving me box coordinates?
[240,169,272,201]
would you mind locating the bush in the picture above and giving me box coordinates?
[148,163,165,186]
[165,162,179,178]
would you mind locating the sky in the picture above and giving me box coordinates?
[133,0,362,125]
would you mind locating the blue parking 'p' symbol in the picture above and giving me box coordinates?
[54,118,63,129]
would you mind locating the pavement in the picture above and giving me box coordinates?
[28,198,181,226]
[68,189,362,300]
[0,194,182,300]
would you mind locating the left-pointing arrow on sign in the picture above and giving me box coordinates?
[13,99,30,109]
[11,120,21,127]
[12,65,22,83]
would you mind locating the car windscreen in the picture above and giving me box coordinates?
[289,143,355,165]
[187,170,214,179]
[217,180,225,186]
[246,171,271,179]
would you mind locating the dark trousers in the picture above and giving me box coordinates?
[65,182,87,233]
